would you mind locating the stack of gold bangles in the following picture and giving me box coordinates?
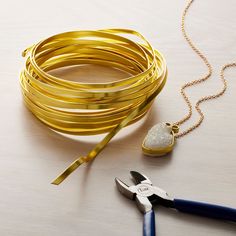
[20,28,167,184]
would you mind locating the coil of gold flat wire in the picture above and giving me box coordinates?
[20,28,167,184]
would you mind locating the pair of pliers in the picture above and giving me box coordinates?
[115,171,236,236]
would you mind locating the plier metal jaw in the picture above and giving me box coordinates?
[115,171,173,213]
[115,171,236,236]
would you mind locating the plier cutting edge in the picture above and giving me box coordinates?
[115,171,236,236]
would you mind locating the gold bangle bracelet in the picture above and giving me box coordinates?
[20,28,167,184]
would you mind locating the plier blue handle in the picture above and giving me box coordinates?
[143,209,156,236]
[115,171,236,236]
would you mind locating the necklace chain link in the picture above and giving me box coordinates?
[174,0,236,138]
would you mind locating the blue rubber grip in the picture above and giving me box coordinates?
[174,198,236,222]
[143,210,156,236]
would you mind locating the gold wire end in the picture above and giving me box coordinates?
[22,45,34,57]
[51,157,87,185]
[22,48,29,57]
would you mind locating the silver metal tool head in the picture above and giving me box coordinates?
[115,171,174,213]
[115,178,136,200]
[130,171,152,185]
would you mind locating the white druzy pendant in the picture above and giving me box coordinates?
[142,123,179,156]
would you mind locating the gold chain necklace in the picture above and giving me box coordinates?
[142,0,236,156]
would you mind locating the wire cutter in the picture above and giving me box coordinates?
[115,171,236,236]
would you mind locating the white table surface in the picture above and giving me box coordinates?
[0,0,236,235]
